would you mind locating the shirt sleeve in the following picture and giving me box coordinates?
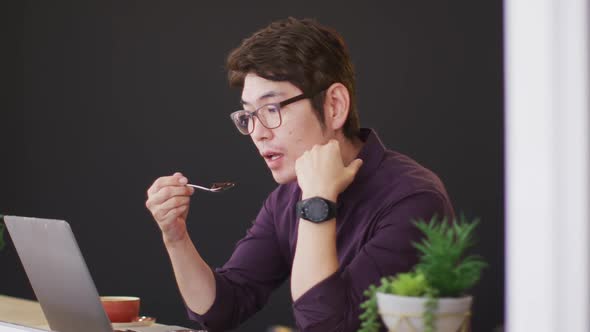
[186,196,290,331]
[292,190,454,332]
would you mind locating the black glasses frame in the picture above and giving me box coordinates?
[229,92,317,135]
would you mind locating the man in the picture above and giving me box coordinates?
[145,17,454,331]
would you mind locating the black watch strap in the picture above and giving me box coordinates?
[296,196,337,223]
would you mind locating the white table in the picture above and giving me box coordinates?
[0,295,48,329]
[0,295,194,332]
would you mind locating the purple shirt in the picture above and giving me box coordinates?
[188,128,454,331]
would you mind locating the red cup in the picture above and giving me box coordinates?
[100,296,140,323]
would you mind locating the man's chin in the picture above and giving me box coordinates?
[271,170,296,184]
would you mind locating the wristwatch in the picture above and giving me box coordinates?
[296,196,337,223]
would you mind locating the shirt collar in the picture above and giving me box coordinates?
[353,128,386,182]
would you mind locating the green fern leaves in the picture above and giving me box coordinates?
[413,215,487,298]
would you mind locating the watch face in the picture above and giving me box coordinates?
[305,198,329,222]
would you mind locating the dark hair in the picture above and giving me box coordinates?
[226,17,360,139]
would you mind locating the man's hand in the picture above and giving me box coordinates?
[146,172,195,245]
[295,140,363,200]
[146,173,216,315]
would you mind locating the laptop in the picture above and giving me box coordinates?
[4,216,201,332]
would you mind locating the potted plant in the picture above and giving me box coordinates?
[358,215,487,332]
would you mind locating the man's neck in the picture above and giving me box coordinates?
[337,133,364,167]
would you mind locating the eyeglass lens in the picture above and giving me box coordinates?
[233,104,281,134]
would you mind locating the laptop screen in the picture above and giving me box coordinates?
[5,216,113,332]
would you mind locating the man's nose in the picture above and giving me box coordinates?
[250,117,273,142]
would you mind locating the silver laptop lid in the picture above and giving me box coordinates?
[4,216,112,332]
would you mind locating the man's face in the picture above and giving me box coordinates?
[241,73,331,184]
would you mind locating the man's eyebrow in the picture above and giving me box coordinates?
[240,91,285,106]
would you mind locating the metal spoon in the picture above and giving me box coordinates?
[186,182,236,193]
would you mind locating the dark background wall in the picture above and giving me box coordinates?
[1,1,504,331]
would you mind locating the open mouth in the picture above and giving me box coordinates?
[264,153,283,161]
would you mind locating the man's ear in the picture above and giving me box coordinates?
[322,83,350,131]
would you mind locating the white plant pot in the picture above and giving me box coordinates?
[376,292,472,332]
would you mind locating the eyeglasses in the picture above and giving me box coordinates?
[229,92,314,135]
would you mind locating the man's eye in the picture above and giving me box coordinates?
[238,115,250,127]
[266,105,279,113]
